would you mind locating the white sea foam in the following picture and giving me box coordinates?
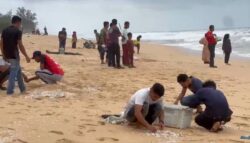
[135,28,250,58]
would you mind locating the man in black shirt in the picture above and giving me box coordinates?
[0,16,30,95]
[58,28,67,50]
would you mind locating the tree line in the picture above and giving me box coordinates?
[0,7,38,33]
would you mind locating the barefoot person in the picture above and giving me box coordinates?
[122,21,130,66]
[72,31,77,49]
[58,28,67,51]
[186,80,233,132]
[174,74,203,107]
[124,83,165,132]
[205,25,217,68]
[109,19,122,69]
[134,35,142,54]
[99,22,109,64]
[0,16,30,95]
[127,32,135,68]
[222,34,232,65]
[24,51,64,84]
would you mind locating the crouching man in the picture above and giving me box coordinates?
[24,51,64,84]
[124,83,165,132]
[185,80,233,132]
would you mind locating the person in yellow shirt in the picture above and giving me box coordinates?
[134,35,142,54]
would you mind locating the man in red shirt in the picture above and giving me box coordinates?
[205,25,217,68]
[24,51,64,84]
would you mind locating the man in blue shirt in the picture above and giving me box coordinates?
[188,80,233,132]
[175,74,203,109]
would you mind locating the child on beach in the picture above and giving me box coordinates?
[127,33,135,68]
[72,31,77,49]
[134,35,142,54]
[222,34,232,65]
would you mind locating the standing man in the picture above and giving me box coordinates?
[58,28,67,51]
[44,26,48,36]
[99,22,109,64]
[205,25,217,68]
[0,16,30,95]
[122,21,130,66]
[109,19,122,69]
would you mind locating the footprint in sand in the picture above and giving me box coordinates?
[55,138,76,143]
[15,139,28,143]
[97,137,119,142]
[86,129,96,133]
[49,130,64,135]
[73,130,84,136]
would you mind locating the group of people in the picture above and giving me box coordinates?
[0,16,64,94]
[94,19,142,68]
[200,25,232,68]
[122,74,232,133]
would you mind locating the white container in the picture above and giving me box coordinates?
[163,104,193,129]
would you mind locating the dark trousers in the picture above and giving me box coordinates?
[110,43,121,67]
[181,95,199,108]
[208,45,216,67]
[126,103,162,124]
[224,52,231,64]
[59,40,66,49]
[195,112,232,130]
[72,42,76,48]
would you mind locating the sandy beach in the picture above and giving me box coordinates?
[0,35,250,143]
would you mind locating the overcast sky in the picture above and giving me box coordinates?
[0,0,249,37]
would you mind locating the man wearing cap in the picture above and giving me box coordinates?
[23,51,64,84]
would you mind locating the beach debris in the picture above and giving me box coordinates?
[103,116,126,125]
[146,130,181,143]
[0,128,17,143]
[27,90,66,99]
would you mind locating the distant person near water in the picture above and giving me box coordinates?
[134,35,142,54]
[123,83,165,133]
[205,25,217,68]
[43,26,48,36]
[122,21,130,66]
[99,21,109,64]
[199,35,210,64]
[58,28,67,51]
[222,34,232,65]
[185,80,233,132]
[109,19,123,69]
[72,31,77,49]
[127,32,135,68]
[23,51,64,84]
[0,16,31,95]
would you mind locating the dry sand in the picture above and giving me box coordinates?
[0,35,250,143]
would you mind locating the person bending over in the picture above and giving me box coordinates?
[24,51,64,84]
[124,83,165,132]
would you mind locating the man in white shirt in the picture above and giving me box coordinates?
[122,21,130,66]
[124,83,165,132]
